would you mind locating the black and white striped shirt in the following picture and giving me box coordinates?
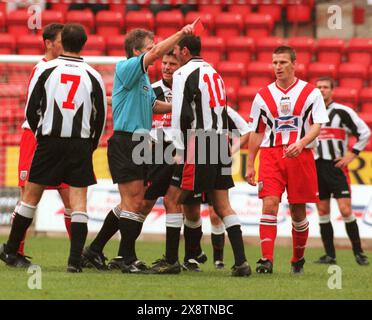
[172,57,228,149]
[25,55,107,148]
[315,102,371,160]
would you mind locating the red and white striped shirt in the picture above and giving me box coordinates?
[250,79,329,148]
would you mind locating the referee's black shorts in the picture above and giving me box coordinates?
[108,131,150,184]
[316,159,351,200]
[29,136,96,188]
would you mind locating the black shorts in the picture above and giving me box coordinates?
[316,159,351,200]
[28,136,96,188]
[145,163,175,200]
[108,131,150,184]
[182,192,212,205]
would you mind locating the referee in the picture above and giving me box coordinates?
[0,24,107,273]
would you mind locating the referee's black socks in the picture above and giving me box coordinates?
[223,215,246,266]
[6,202,36,254]
[90,207,120,253]
[165,213,183,264]
[118,211,146,264]
[319,215,336,258]
[69,212,89,267]
[344,215,363,255]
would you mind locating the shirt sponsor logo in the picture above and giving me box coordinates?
[275,116,299,132]
[143,85,149,92]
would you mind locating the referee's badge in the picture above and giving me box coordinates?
[20,170,28,181]
[280,96,291,115]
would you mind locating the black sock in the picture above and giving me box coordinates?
[319,222,336,258]
[6,214,33,254]
[118,217,143,264]
[211,233,225,262]
[226,225,246,266]
[345,220,363,255]
[184,225,202,261]
[68,222,88,266]
[165,227,181,264]
[90,210,119,253]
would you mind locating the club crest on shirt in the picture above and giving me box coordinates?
[20,170,28,181]
[143,85,149,92]
[280,96,291,115]
[165,95,172,103]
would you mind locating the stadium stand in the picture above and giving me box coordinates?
[332,87,359,109]
[184,11,214,35]
[7,10,31,35]
[338,63,367,90]
[255,37,285,62]
[155,10,184,38]
[225,37,255,65]
[244,13,273,39]
[316,38,345,65]
[66,10,95,34]
[217,61,246,89]
[287,37,315,64]
[215,12,244,41]
[200,36,225,66]
[125,10,154,31]
[95,10,124,37]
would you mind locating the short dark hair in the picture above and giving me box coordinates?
[177,36,201,56]
[124,28,154,58]
[273,46,297,62]
[42,23,64,42]
[316,76,335,89]
[61,23,87,53]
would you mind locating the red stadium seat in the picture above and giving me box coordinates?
[66,10,94,34]
[7,10,32,35]
[0,34,16,54]
[126,11,154,31]
[358,112,372,127]
[41,10,64,26]
[226,37,255,65]
[246,62,274,87]
[17,35,44,55]
[201,37,225,66]
[295,63,308,81]
[225,86,237,108]
[215,13,244,41]
[49,3,69,14]
[96,11,124,37]
[332,87,359,109]
[287,3,313,23]
[338,63,367,90]
[316,38,345,65]
[228,4,253,15]
[245,14,274,39]
[237,86,261,118]
[148,65,157,83]
[256,37,285,62]
[0,11,5,32]
[346,38,372,65]
[287,37,315,64]
[199,5,222,15]
[217,62,246,89]
[155,10,184,38]
[258,4,282,23]
[81,35,106,56]
[185,12,215,36]
[359,88,372,112]
[109,3,126,14]
[307,62,338,84]
[106,36,125,56]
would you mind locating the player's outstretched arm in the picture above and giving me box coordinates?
[245,132,263,186]
[143,18,200,68]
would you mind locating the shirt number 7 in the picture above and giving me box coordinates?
[61,74,81,110]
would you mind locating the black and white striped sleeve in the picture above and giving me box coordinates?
[226,106,252,136]
[343,108,371,154]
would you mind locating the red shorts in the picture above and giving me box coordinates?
[258,147,319,204]
[18,129,69,189]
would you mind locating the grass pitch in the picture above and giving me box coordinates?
[0,236,371,300]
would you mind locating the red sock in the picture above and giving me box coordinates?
[259,213,277,262]
[64,209,72,240]
[291,219,309,263]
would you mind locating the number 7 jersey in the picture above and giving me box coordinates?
[171,57,227,149]
[25,55,107,146]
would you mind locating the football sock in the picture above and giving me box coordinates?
[118,211,145,264]
[223,215,246,266]
[211,224,225,262]
[165,213,183,264]
[64,208,72,240]
[7,202,35,255]
[11,203,25,256]
[291,218,309,263]
[319,214,336,258]
[259,213,277,262]
[183,218,202,261]
[68,212,88,266]
[344,215,363,255]
[90,207,120,253]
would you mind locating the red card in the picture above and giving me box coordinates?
[193,17,205,37]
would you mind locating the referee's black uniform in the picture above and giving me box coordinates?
[25,55,107,187]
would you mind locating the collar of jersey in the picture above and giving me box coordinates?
[186,56,203,64]
[275,77,299,95]
[59,55,84,62]
[162,78,172,89]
